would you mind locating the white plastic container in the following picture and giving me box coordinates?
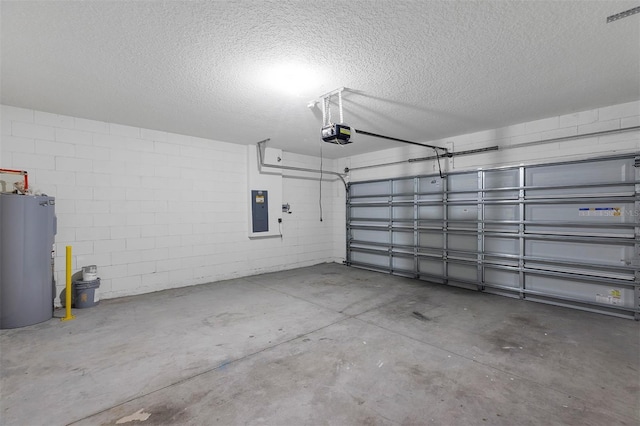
[82,265,97,281]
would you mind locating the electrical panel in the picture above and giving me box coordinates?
[251,190,268,232]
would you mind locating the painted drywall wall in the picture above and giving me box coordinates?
[341,100,640,182]
[0,105,344,304]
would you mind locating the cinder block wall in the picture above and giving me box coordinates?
[0,106,344,303]
[341,100,640,181]
[2,101,637,303]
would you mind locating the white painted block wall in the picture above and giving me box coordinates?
[247,145,283,239]
[341,100,640,182]
[0,105,344,304]
[2,101,637,304]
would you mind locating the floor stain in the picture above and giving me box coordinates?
[115,408,151,424]
[412,311,430,322]
[202,312,245,327]
[397,362,448,391]
[487,334,524,352]
[140,404,186,425]
[350,394,366,405]
[508,314,548,331]
[484,316,551,356]
[108,403,187,426]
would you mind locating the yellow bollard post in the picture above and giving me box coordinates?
[61,245,75,322]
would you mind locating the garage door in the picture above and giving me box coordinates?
[347,154,640,319]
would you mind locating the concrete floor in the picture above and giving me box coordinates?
[1,263,638,426]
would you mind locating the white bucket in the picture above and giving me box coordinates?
[82,265,97,281]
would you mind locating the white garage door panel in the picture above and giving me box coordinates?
[418,258,444,277]
[485,204,519,221]
[447,263,477,281]
[485,169,519,188]
[525,262,634,280]
[419,232,444,248]
[352,229,388,244]
[525,275,635,309]
[527,184,632,198]
[393,179,414,194]
[351,206,388,220]
[347,155,639,319]
[392,231,413,246]
[525,159,633,186]
[392,256,414,273]
[350,251,388,269]
[485,237,519,254]
[485,169,519,201]
[418,205,444,219]
[484,268,520,289]
[448,173,477,191]
[525,240,632,267]
[448,234,477,252]
[448,205,477,221]
[418,176,444,192]
[526,202,636,222]
[350,181,390,197]
[392,206,413,220]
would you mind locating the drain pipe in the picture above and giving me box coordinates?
[256,139,348,190]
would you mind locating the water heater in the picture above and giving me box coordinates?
[0,194,56,329]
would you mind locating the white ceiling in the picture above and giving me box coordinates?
[1,1,639,159]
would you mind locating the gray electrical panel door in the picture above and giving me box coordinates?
[347,154,640,320]
[0,194,56,329]
[251,190,268,232]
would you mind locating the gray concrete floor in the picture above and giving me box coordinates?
[1,263,638,425]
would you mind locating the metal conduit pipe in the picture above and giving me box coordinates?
[346,146,499,172]
[500,125,640,149]
[256,139,348,190]
[346,125,640,173]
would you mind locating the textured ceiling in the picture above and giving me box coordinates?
[1,1,639,158]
